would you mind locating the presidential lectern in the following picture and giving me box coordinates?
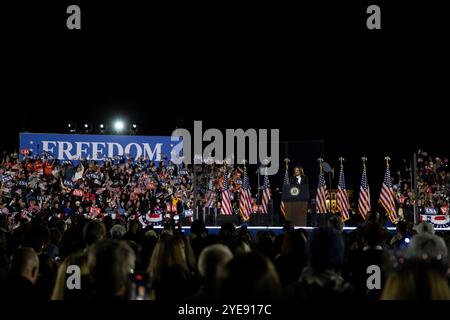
[282,180,310,226]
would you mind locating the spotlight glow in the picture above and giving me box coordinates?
[114,120,125,132]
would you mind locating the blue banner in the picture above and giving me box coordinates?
[19,133,182,162]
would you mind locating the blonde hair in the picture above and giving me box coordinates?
[382,265,450,300]
[147,234,188,285]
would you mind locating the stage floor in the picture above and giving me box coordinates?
[153,225,450,237]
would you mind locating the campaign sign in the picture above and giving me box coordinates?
[20,133,182,163]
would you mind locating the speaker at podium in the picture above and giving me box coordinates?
[282,173,310,226]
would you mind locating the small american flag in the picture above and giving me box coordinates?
[316,165,328,213]
[280,164,289,219]
[379,162,397,223]
[261,173,271,214]
[358,162,371,219]
[239,168,252,221]
[337,164,350,221]
[220,168,233,215]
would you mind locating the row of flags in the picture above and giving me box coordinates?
[315,157,398,224]
[220,165,272,221]
[216,156,398,224]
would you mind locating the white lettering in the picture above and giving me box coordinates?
[143,143,162,161]
[124,143,143,159]
[107,142,124,158]
[42,141,57,155]
[58,141,73,160]
[91,142,106,161]
[75,142,90,160]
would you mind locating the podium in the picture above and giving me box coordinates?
[282,182,310,226]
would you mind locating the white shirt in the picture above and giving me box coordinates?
[296,176,302,184]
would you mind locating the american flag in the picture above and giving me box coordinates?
[379,163,398,223]
[239,168,252,221]
[205,190,216,208]
[337,165,350,221]
[220,168,233,215]
[261,173,271,214]
[358,163,371,220]
[316,166,328,213]
[280,165,289,218]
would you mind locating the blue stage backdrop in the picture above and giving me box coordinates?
[19,133,182,162]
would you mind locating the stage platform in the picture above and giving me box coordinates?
[153,225,450,237]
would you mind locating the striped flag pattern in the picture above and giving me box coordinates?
[379,164,398,223]
[280,165,290,218]
[261,173,271,214]
[358,164,371,220]
[205,190,216,208]
[239,169,252,221]
[337,165,350,221]
[316,167,328,213]
[220,168,233,215]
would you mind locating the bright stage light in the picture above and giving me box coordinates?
[100,124,104,129]
[114,120,125,132]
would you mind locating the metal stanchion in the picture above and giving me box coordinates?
[202,207,206,223]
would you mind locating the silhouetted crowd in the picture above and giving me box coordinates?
[1,152,450,300]
[0,211,449,300]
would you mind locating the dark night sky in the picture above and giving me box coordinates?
[2,1,450,189]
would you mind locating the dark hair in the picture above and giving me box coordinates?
[366,211,380,224]
[49,227,62,246]
[215,253,283,301]
[87,240,135,298]
[306,227,345,271]
[82,221,106,247]
[24,225,51,254]
[294,166,304,175]
[190,219,206,237]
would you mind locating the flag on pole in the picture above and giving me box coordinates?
[280,161,290,219]
[205,190,216,208]
[337,161,350,221]
[220,167,233,215]
[261,172,271,214]
[239,167,252,221]
[358,159,371,220]
[379,158,398,224]
[316,161,328,213]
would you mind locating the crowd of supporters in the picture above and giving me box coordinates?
[1,152,450,300]
[394,151,450,222]
[0,210,449,300]
[0,151,204,226]
[0,152,255,228]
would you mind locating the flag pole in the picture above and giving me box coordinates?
[412,152,418,225]
[361,156,368,219]
[284,158,290,173]
[242,159,247,221]
[317,157,327,213]
[384,156,391,167]
[257,161,261,213]
[339,157,345,169]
